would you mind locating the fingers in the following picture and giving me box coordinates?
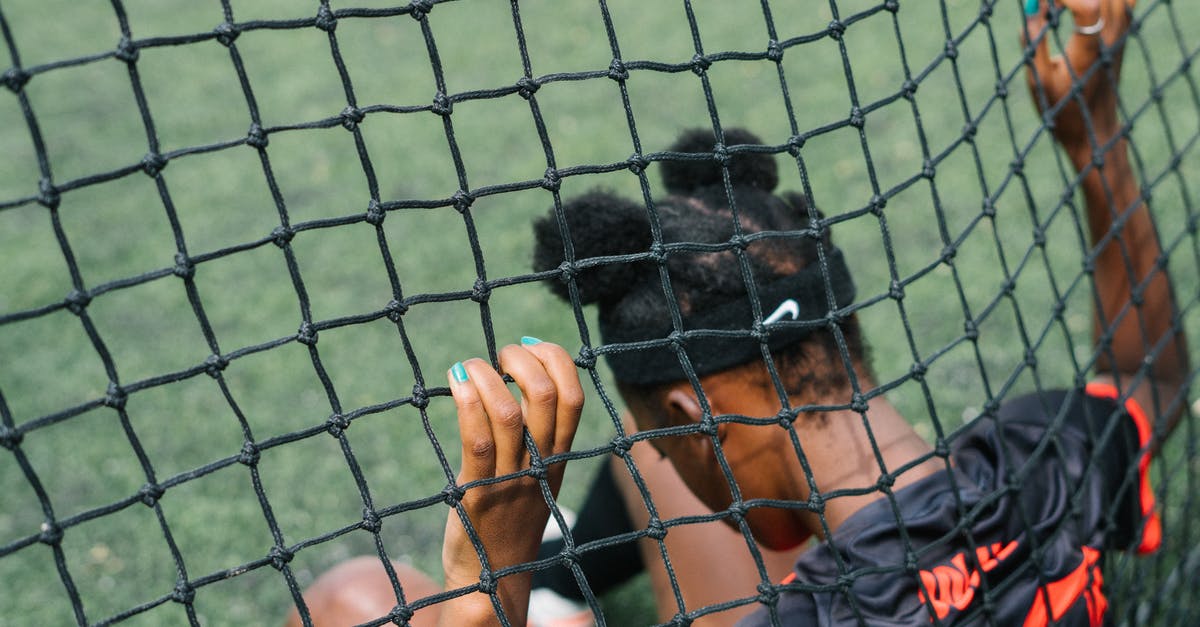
[461,357,528,476]
[1023,0,1057,106]
[498,343,559,459]
[449,340,583,481]
[517,339,585,456]
[449,361,494,483]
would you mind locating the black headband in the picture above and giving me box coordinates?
[598,247,857,386]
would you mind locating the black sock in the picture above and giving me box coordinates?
[532,460,645,600]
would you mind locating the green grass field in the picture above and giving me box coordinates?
[1,0,1198,625]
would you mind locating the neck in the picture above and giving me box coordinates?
[789,394,939,536]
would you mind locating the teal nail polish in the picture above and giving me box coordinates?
[451,362,469,382]
[521,336,543,346]
[1024,0,1039,16]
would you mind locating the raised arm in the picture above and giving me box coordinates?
[1024,0,1189,433]
[438,340,583,626]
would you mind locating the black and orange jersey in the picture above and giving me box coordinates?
[739,383,1158,627]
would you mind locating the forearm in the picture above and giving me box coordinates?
[436,572,531,627]
[1067,139,1189,416]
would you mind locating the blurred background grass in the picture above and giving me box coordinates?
[0,0,1197,625]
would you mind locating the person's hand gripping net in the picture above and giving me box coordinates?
[439,339,584,626]
[1023,0,1136,152]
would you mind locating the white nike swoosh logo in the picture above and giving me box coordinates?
[763,299,800,325]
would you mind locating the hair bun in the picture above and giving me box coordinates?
[661,128,778,194]
[532,190,653,305]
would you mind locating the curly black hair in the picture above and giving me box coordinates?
[532,128,869,402]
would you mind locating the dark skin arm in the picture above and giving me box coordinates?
[437,341,584,626]
[1025,0,1190,434]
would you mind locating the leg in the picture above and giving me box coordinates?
[614,414,803,627]
[283,556,442,627]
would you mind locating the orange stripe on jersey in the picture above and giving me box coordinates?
[1084,382,1161,554]
[1023,546,1107,627]
[917,541,1019,620]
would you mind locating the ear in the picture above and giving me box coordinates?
[663,387,704,427]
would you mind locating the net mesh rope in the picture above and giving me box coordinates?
[0,0,1196,625]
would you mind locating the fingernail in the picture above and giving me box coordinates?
[451,362,469,382]
[1024,0,1039,16]
[520,336,543,346]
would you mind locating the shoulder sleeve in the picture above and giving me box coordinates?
[983,386,1159,553]
[1081,382,1161,554]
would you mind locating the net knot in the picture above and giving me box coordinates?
[214,22,240,46]
[961,122,977,142]
[104,382,127,410]
[431,91,452,116]
[2,67,29,93]
[776,409,794,429]
[827,20,846,40]
[38,177,60,209]
[139,483,165,506]
[574,346,596,369]
[314,4,338,32]
[297,321,319,346]
[944,39,959,60]
[868,194,886,216]
[940,243,956,264]
[609,434,632,457]
[142,152,168,177]
[1024,348,1038,368]
[238,441,260,466]
[962,319,979,341]
[884,0,900,12]
[204,353,228,378]
[626,153,649,175]
[698,415,718,437]
[386,298,408,321]
[246,123,269,149]
[326,413,350,437]
[477,571,496,594]
[649,241,666,262]
[888,280,905,301]
[807,491,825,513]
[39,520,63,545]
[1032,226,1046,247]
[607,59,628,81]
[836,573,856,590]
[408,0,434,20]
[848,107,865,129]
[756,582,780,604]
[340,106,365,131]
[65,289,91,315]
[470,278,490,303]
[850,393,868,414]
[516,76,539,99]
[909,361,927,381]
[389,605,415,625]
[268,545,294,570]
[922,159,936,179]
[361,509,383,533]
[901,79,918,100]
[365,199,385,226]
[994,80,1008,99]
[933,438,950,459]
[452,189,474,213]
[689,54,711,76]
[527,461,547,481]
[645,519,667,540]
[876,473,895,490]
[766,40,784,62]
[981,197,996,218]
[172,581,196,604]
[442,484,465,507]
[0,425,23,450]
[668,614,692,627]
[410,384,430,410]
[541,168,561,192]
[115,36,140,63]
[557,546,580,567]
[787,134,805,156]
[726,502,748,521]
[173,252,195,279]
[271,225,294,247]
